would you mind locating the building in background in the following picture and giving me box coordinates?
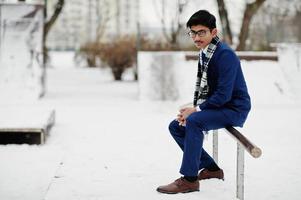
[46,0,85,50]
[46,0,139,50]
[115,0,139,37]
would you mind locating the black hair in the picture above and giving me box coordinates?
[186,10,216,30]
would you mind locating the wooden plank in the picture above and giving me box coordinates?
[224,126,262,158]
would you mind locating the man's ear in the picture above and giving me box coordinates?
[211,28,217,37]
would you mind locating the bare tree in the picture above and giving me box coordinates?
[154,0,189,49]
[43,0,64,63]
[95,0,109,41]
[216,0,233,45]
[294,10,301,42]
[247,0,301,50]
[236,0,266,50]
[215,0,266,50]
[95,0,118,42]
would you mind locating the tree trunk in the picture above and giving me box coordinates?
[295,10,301,42]
[236,0,266,51]
[43,0,65,64]
[112,68,124,81]
[216,0,233,45]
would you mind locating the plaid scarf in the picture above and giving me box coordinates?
[193,36,220,106]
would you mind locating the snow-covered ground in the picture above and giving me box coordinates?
[0,52,301,200]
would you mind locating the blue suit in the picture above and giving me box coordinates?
[169,42,251,176]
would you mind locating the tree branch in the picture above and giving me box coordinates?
[216,0,233,44]
[236,0,266,50]
[44,0,64,41]
[43,0,64,64]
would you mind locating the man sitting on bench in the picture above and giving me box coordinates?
[157,10,251,194]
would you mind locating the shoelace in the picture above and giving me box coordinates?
[175,177,188,187]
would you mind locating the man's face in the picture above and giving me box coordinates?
[189,25,217,49]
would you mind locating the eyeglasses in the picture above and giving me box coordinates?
[187,29,209,38]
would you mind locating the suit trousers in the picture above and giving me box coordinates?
[169,109,233,176]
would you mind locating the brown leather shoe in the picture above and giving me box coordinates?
[157,177,199,194]
[198,169,224,180]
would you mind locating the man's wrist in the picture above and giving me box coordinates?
[195,106,201,112]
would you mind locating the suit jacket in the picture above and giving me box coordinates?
[197,42,251,127]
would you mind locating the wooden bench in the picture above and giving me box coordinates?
[185,51,278,61]
[0,109,55,145]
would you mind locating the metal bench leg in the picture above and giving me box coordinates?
[237,142,245,200]
[212,130,218,163]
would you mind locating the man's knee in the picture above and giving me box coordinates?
[168,120,179,133]
[186,112,205,130]
[186,113,199,125]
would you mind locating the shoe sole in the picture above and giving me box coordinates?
[157,188,200,194]
[199,177,224,181]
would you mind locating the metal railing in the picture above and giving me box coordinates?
[212,127,262,200]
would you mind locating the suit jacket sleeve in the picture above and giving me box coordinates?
[198,50,239,110]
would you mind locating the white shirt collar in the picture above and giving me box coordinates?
[199,45,209,58]
[202,45,209,55]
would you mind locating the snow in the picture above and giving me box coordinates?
[276,43,301,100]
[48,51,78,69]
[0,4,45,100]
[0,51,301,200]
[0,107,54,129]
[138,52,189,101]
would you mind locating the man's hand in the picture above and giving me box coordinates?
[176,107,197,126]
[180,107,197,119]
[177,113,186,126]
